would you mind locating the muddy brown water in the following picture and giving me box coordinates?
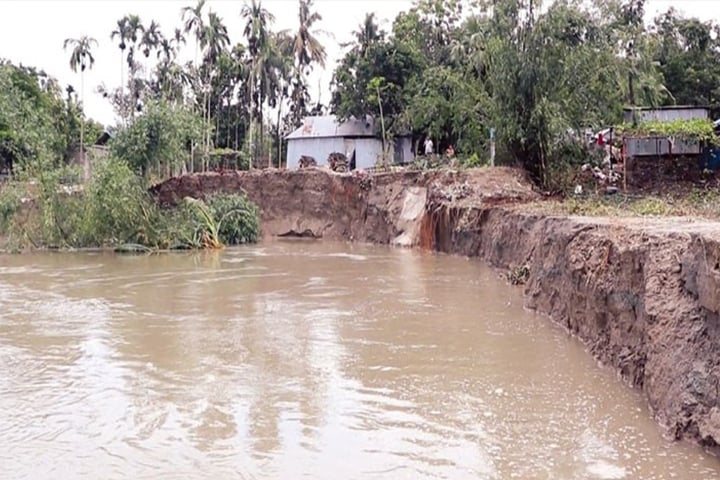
[1,242,719,480]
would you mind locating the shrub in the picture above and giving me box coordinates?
[461,153,486,168]
[0,160,262,251]
[207,193,260,245]
[0,182,21,232]
[81,158,151,245]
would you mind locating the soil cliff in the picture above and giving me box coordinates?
[151,167,720,453]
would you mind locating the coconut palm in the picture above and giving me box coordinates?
[292,0,326,74]
[348,13,384,57]
[242,0,275,167]
[63,35,97,168]
[286,0,327,126]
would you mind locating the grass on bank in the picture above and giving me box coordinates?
[526,189,720,220]
[0,158,260,252]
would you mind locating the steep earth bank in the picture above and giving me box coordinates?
[152,167,720,453]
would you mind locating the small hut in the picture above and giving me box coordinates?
[285,115,414,170]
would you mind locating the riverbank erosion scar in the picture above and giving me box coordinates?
[150,167,537,244]
[446,209,720,452]
[151,168,720,452]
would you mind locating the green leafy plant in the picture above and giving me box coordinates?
[183,197,223,249]
[616,119,719,145]
[461,153,485,169]
[207,193,260,245]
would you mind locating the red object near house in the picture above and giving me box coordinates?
[597,133,605,146]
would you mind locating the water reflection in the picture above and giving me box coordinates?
[0,243,719,479]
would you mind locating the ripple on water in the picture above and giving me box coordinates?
[1,247,720,480]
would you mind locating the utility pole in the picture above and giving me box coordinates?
[489,127,496,167]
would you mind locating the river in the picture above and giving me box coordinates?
[1,241,719,480]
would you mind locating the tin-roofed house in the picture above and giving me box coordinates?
[285,115,414,170]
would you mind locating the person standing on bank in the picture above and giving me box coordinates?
[424,136,434,156]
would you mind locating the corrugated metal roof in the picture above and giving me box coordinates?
[286,115,376,140]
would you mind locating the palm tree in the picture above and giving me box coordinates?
[141,20,162,59]
[123,14,144,118]
[158,37,175,65]
[349,13,384,57]
[292,0,326,73]
[182,0,206,66]
[172,28,187,52]
[110,17,132,97]
[272,32,294,167]
[140,20,162,86]
[182,0,208,171]
[125,14,143,69]
[231,44,251,150]
[242,0,275,167]
[287,0,327,127]
[199,11,231,163]
[202,12,230,64]
[63,35,97,173]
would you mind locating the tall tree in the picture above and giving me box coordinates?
[63,35,98,166]
[181,0,206,67]
[140,20,162,59]
[269,31,293,167]
[110,18,132,100]
[200,10,231,159]
[289,0,327,126]
[346,13,384,58]
[651,8,720,108]
[242,0,275,166]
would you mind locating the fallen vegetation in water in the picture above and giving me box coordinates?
[0,158,260,253]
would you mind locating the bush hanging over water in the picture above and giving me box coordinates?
[0,158,261,251]
[207,193,260,245]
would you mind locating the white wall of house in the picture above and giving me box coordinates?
[353,138,384,169]
[397,137,414,164]
[286,137,346,169]
[287,136,415,170]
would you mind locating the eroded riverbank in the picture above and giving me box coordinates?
[152,168,720,453]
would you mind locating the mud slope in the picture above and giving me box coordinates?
[152,168,720,452]
[150,167,536,244]
[436,207,720,452]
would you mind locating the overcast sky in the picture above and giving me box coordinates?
[0,0,716,126]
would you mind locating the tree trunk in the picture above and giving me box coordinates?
[119,51,125,124]
[215,95,221,148]
[235,107,240,150]
[277,97,283,169]
[81,70,87,181]
[376,83,387,168]
[260,94,265,168]
[249,70,255,169]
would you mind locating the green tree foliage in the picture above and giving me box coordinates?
[8,0,720,191]
[484,0,632,182]
[110,100,203,179]
[0,157,261,250]
[330,0,720,184]
[651,8,720,109]
[331,35,423,134]
[0,61,96,173]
